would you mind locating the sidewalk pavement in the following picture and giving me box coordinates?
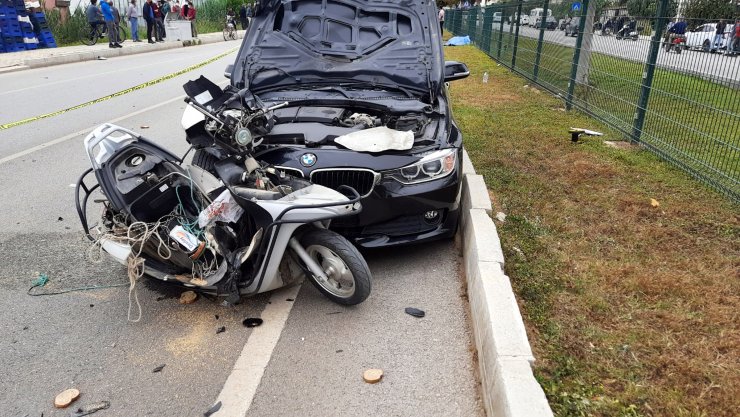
[0,31,240,74]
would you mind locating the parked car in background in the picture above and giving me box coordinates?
[685,22,733,51]
[211,0,471,249]
[534,15,557,30]
[493,12,502,24]
[558,18,568,30]
[529,7,551,27]
[509,12,529,26]
[565,16,580,36]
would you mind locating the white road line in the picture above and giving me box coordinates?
[0,80,228,166]
[214,285,301,417]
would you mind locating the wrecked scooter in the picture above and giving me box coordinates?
[75,77,372,310]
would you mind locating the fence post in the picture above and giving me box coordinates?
[511,2,523,68]
[566,0,592,110]
[482,6,493,54]
[468,10,477,43]
[496,5,505,58]
[533,0,550,82]
[631,0,669,143]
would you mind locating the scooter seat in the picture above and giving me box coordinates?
[232,186,283,201]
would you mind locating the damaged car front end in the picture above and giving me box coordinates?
[192,0,470,248]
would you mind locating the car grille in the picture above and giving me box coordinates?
[309,169,378,197]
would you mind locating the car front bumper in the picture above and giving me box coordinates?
[330,165,462,248]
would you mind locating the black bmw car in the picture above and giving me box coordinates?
[199,0,469,248]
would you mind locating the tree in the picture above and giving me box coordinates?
[683,0,736,21]
[626,0,678,17]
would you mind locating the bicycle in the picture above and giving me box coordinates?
[223,16,238,41]
[79,23,127,46]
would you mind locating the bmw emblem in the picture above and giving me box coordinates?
[301,153,317,167]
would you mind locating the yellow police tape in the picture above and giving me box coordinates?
[0,47,239,131]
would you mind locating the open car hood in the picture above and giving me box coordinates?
[232,0,444,99]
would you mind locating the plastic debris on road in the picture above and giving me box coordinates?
[54,388,80,408]
[363,369,384,384]
[179,291,198,304]
[69,400,110,417]
[243,318,264,328]
[404,307,425,318]
[203,401,222,417]
[152,364,166,373]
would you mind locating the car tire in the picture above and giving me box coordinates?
[300,229,372,306]
[702,39,711,52]
[192,148,218,173]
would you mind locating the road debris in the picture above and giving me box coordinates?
[495,212,507,222]
[650,198,660,208]
[216,326,226,334]
[140,125,149,129]
[363,369,383,384]
[54,388,80,408]
[243,318,263,328]
[286,298,294,302]
[214,314,219,320]
[569,127,603,143]
[152,364,165,373]
[69,400,110,417]
[58,216,64,221]
[203,401,222,417]
[179,291,198,304]
[404,307,425,318]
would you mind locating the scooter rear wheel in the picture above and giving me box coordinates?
[300,229,371,305]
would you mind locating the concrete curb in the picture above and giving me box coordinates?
[1,33,239,73]
[460,149,553,417]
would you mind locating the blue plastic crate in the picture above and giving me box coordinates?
[1,27,21,37]
[4,42,24,52]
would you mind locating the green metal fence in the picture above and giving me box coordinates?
[446,0,740,202]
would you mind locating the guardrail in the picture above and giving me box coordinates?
[446,1,739,202]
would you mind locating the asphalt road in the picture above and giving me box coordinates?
[491,23,739,84]
[0,42,482,416]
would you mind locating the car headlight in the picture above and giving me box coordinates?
[384,149,457,184]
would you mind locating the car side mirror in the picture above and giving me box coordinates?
[444,61,470,82]
[224,64,234,79]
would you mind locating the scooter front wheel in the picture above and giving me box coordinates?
[300,229,371,305]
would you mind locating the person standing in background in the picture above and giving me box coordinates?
[438,6,444,34]
[181,0,188,20]
[239,3,248,30]
[152,0,164,41]
[713,20,726,52]
[725,19,737,56]
[185,0,197,37]
[110,0,122,38]
[100,0,121,47]
[127,0,141,42]
[171,0,180,18]
[143,0,155,43]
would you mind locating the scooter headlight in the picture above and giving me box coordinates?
[384,149,457,185]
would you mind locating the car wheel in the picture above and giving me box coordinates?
[192,149,218,173]
[300,229,372,306]
[702,39,711,52]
